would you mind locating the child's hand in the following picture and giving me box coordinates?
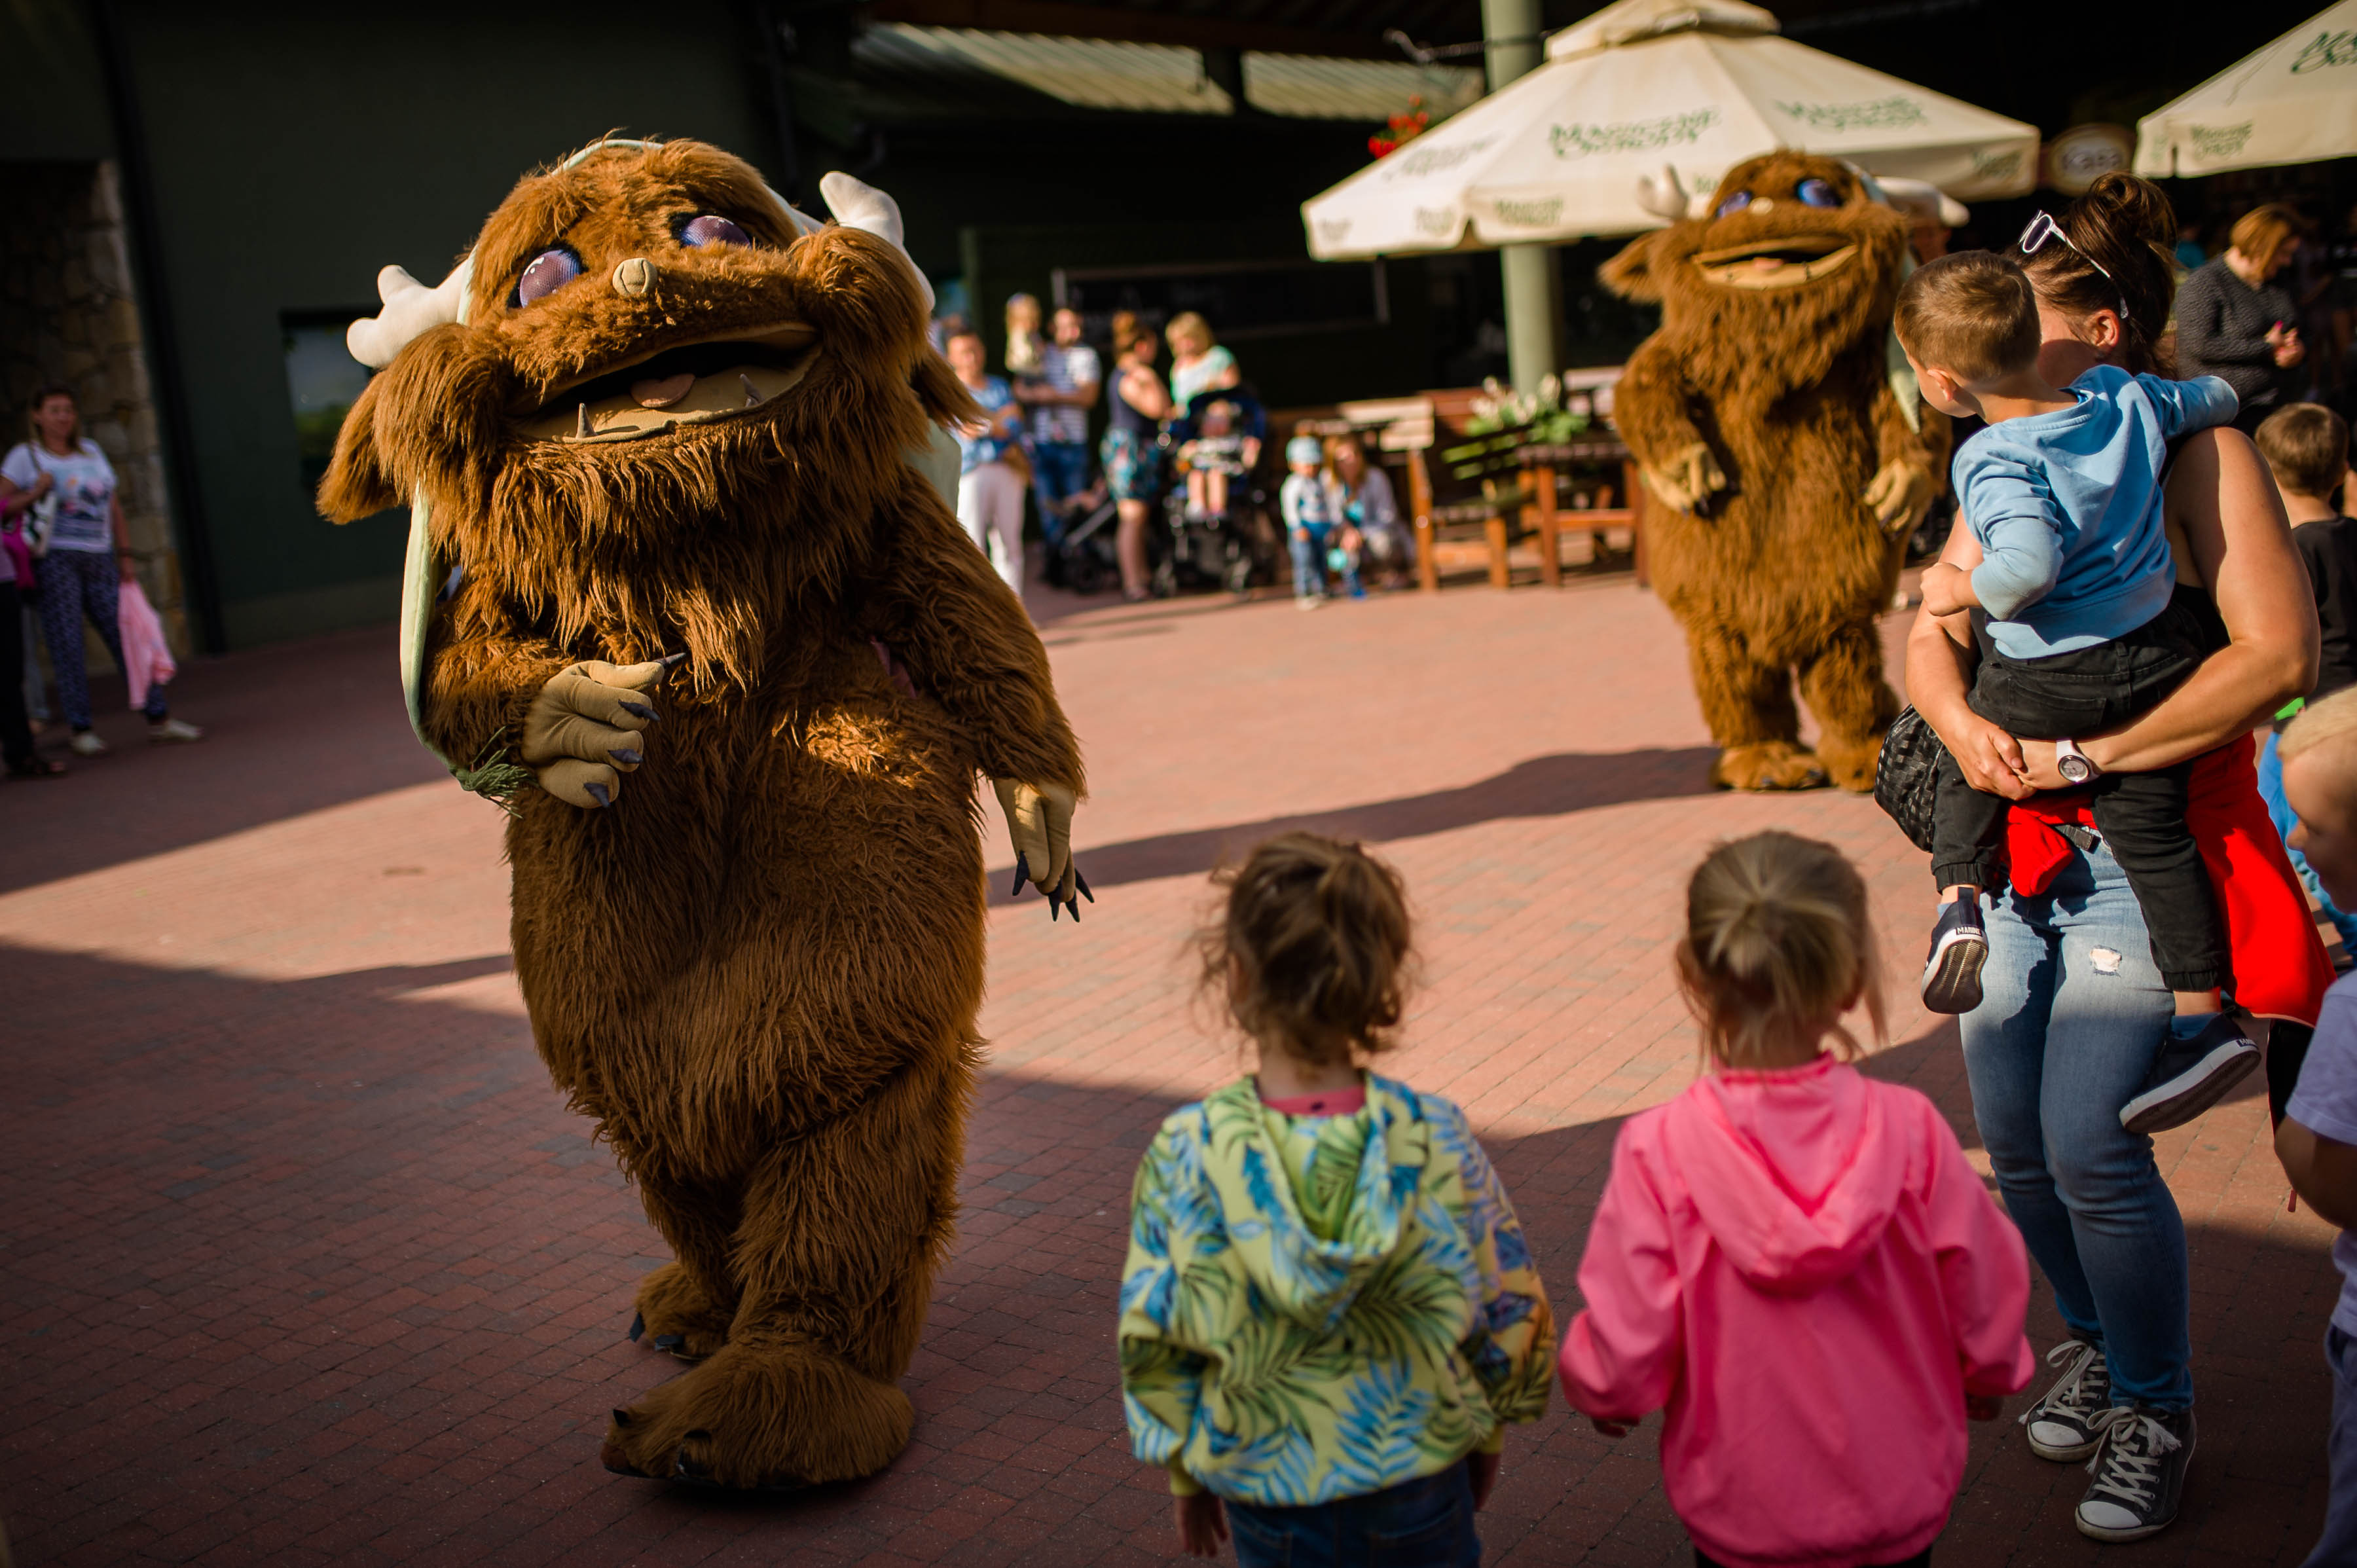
[1174,1492,1228,1557]
[1467,1449,1501,1509]
[1919,562,1972,617]
[1965,1393,2004,1423]
[1588,1416,1634,1438]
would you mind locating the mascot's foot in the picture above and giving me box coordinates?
[629,1262,733,1362]
[1710,742,1829,792]
[1814,734,1885,794]
[601,1338,915,1490]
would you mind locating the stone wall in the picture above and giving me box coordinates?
[1,159,185,665]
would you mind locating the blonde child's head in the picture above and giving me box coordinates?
[1675,831,1886,1069]
[1198,832,1414,1068]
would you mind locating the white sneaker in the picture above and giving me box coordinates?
[1295,595,1324,611]
[68,730,107,757]
[147,718,204,743]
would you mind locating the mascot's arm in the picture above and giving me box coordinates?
[1865,388,1948,538]
[1613,341,1726,515]
[869,482,1090,914]
[423,578,675,812]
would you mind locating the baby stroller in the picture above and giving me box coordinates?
[1155,384,1270,598]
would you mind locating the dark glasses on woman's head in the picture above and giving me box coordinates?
[2017,211,2129,323]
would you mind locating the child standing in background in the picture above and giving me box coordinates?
[1562,831,2034,1568]
[1279,435,1351,608]
[1120,833,1554,1565]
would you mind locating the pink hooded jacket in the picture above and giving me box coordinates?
[1560,1056,2034,1568]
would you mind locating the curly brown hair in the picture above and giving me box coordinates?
[1197,832,1415,1067]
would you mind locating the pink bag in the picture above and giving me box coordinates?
[0,523,29,594]
[117,577,175,710]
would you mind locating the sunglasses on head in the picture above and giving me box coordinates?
[2017,211,2129,323]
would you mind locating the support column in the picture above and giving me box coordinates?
[1482,0,1563,393]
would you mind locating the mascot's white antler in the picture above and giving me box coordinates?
[820,172,936,314]
[1634,165,1692,225]
[1871,175,1969,228]
[347,259,475,370]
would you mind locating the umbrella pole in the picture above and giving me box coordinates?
[1483,0,1563,393]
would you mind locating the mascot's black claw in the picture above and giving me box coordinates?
[619,701,657,723]
[675,1449,711,1480]
[610,748,642,765]
[1011,856,1029,897]
[585,782,613,809]
[612,1407,634,1427]
[652,1332,685,1351]
[1074,867,1094,902]
[1068,894,1082,922]
[657,651,688,669]
[628,1312,645,1343]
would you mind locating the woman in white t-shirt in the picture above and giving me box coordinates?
[0,384,200,754]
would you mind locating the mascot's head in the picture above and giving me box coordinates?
[1600,151,1910,392]
[318,139,974,604]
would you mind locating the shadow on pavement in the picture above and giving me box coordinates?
[995,746,1722,904]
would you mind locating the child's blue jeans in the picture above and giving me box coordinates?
[1289,526,1328,598]
[1226,1462,1480,1568]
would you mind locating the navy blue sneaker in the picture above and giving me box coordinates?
[2119,1014,2259,1135]
[1921,891,1988,1014]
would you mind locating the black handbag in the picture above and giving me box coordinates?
[1874,705,1945,852]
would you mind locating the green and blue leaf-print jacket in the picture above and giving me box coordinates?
[1118,1074,1554,1506]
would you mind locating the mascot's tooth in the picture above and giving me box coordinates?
[576,403,590,439]
[741,374,761,408]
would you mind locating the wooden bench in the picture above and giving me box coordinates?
[1519,437,1649,590]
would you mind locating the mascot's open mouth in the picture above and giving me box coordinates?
[1690,236,1857,291]
[516,323,820,444]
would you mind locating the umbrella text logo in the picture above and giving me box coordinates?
[2289,30,2356,73]
[2188,122,2255,158]
[1549,109,1719,160]
[1771,96,1927,134]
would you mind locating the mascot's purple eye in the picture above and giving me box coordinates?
[1713,191,1752,219]
[682,215,752,249]
[515,247,581,306]
[1795,178,1840,209]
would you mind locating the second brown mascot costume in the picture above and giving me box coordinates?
[1603,151,1949,793]
[318,139,1087,1490]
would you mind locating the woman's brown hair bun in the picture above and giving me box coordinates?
[1197,832,1415,1067]
[2024,172,2182,376]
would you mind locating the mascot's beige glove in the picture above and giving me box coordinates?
[993,778,1091,921]
[1643,441,1728,515]
[521,656,680,809]
[1864,462,1939,537]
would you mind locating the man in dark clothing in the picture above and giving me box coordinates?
[2179,205,2309,433]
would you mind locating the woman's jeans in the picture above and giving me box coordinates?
[2259,727,2357,949]
[1028,439,1091,545]
[1227,1462,1481,1568]
[38,547,167,729]
[1962,837,2192,1410]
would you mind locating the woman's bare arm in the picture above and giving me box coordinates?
[2067,428,2316,778]
[1903,527,2036,799]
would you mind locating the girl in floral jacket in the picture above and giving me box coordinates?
[1119,833,1553,1565]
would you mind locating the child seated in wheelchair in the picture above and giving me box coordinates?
[1178,400,1251,522]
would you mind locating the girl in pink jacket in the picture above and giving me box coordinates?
[1560,831,2036,1568]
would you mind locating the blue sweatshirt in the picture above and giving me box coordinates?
[1956,365,2237,659]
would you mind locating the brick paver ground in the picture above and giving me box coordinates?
[3,569,2341,1567]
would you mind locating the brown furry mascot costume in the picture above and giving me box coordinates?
[318,139,1087,1490]
[1602,151,1948,792]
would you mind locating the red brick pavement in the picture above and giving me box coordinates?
[2,574,2341,1566]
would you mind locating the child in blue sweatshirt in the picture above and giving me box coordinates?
[1899,247,2249,1134]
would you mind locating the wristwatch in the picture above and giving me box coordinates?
[2055,737,2100,785]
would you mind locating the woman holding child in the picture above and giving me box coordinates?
[1907,172,2331,1544]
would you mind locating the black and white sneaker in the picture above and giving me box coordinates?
[2076,1405,2194,1542]
[2018,1339,2111,1461]
[1921,890,1988,1014]
[2119,1014,2261,1135]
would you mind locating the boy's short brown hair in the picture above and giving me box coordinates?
[2256,403,2352,500]
[1894,250,2042,384]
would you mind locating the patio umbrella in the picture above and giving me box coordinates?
[1302,0,2037,259]
[2134,1,2357,178]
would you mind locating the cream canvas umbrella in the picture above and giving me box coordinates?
[1302,0,2037,259]
[2135,2,2357,177]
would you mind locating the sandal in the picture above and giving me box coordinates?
[7,756,67,778]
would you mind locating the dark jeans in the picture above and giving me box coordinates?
[1698,1553,1926,1567]
[1931,593,2223,992]
[38,547,168,729]
[1029,440,1091,546]
[0,581,32,767]
[1227,1462,1480,1568]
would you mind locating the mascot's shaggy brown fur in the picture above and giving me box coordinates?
[319,141,1084,1489]
[1603,152,1949,792]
